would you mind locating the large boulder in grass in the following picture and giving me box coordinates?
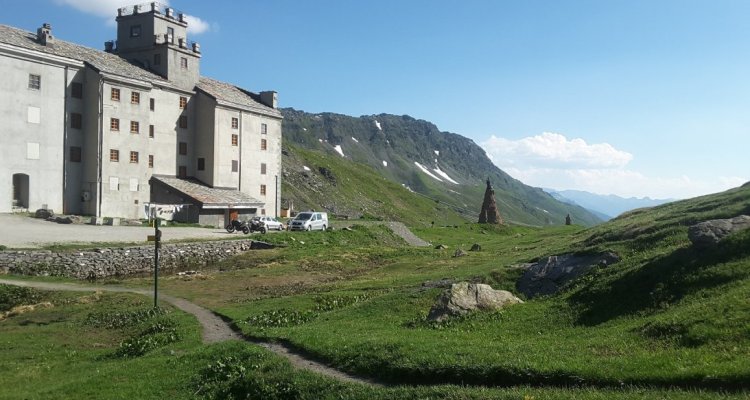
[427,282,523,321]
[516,252,620,299]
[688,215,750,249]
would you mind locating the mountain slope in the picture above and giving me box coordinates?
[546,189,674,219]
[281,108,602,226]
[281,144,467,227]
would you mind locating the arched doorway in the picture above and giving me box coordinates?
[12,173,29,209]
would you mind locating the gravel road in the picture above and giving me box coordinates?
[0,213,239,249]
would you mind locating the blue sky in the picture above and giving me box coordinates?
[3,0,748,199]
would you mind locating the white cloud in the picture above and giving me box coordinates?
[183,14,210,35]
[483,132,632,169]
[54,0,211,34]
[54,0,123,18]
[481,132,746,199]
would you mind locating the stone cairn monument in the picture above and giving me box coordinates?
[478,178,503,224]
[565,213,572,225]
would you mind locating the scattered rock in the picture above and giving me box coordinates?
[35,209,54,219]
[342,227,353,232]
[453,248,467,257]
[421,278,455,290]
[318,166,337,185]
[435,244,448,250]
[469,243,482,252]
[516,252,620,299]
[55,216,73,224]
[688,215,750,249]
[1,302,54,321]
[427,282,522,321]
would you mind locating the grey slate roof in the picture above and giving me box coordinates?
[196,77,281,117]
[0,24,279,114]
[0,24,167,84]
[151,175,264,209]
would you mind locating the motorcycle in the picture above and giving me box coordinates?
[248,217,268,234]
[225,219,251,234]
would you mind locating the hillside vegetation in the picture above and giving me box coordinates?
[2,185,749,399]
[281,108,602,227]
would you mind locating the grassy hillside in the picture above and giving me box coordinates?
[282,108,602,227]
[3,185,749,398]
[281,143,467,226]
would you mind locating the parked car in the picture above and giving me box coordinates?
[254,216,284,231]
[288,211,328,231]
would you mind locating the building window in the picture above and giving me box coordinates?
[261,163,267,175]
[167,27,174,44]
[260,138,267,150]
[131,91,140,104]
[148,155,154,168]
[179,115,188,129]
[70,113,82,129]
[130,151,139,163]
[179,142,187,155]
[154,54,161,66]
[178,166,187,178]
[130,121,140,134]
[111,88,120,101]
[110,118,120,131]
[130,24,141,37]
[109,177,119,191]
[231,117,238,129]
[70,146,82,163]
[180,57,188,69]
[28,74,41,90]
[110,149,119,162]
[261,208,266,215]
[231,160,238,172]
[71,82,83,99]
[260,184,266,196]
[197,158,205,171]
[149,124,154,138]
[261,123,267,135]
[179,96,187,109]
[149,98,155,111]
[231,134,238,146]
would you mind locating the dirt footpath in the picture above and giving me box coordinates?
[0,213,240,249]
[0,278,380,387]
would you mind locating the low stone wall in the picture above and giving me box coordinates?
[0,240,263,280]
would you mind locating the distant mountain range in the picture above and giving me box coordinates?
[544,189,675,220]
[280,108,603,226]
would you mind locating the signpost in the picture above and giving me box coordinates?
[148,218,162,308]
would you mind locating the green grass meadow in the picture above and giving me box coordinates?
[2,185,750,398]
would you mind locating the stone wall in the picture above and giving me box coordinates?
[0,240,264,280]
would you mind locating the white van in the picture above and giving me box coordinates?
[288,211,328,231]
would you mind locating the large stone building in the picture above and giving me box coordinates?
[0,3,282,226]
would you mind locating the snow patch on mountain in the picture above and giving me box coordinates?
[433,166,459,184]
[414,162,443,182]
[334,145,345,157]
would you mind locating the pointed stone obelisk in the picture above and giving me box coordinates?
[478,178,503,224]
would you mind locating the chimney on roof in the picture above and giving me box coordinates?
[151,2,159,13]
[36,23,54,46]
[192,42,201,53]
[133,4,141,14]
[104,40,114,52]
[259,91,278,109]
[165,7,174,18]
[178,13,186,23]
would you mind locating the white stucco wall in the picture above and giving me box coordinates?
[0,48,78,213]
